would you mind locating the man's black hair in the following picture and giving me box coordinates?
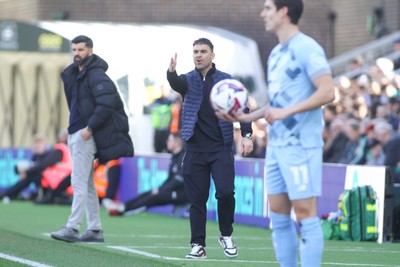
[274,0,303,25]
[71,35,93,48]
[193,38,214,52]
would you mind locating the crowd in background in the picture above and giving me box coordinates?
[150,41,400,169]
[322,38,400,183]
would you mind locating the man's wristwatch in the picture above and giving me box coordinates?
[244,133,252,140]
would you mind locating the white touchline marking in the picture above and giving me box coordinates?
[108,245,277,263]
[0,252,55,267]
[104,233,271,240]
[107,246,400,266]
[107,244,400,255]
[108,246,183,260]
[40,233,400,255]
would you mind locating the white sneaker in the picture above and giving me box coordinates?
[186,243,207,259]
[2,196,10,204]
[218,235,238,257]
[102,198,125,212]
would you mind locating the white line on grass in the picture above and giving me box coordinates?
[107,246,400,266]
[109,245,400,255]
[108,246,277,263]
[324,247,400,254]
[118,245,275,250]
[105,233,270,240]
[0,252,55,267]
[44,230,400,255]
[108,246,183,261]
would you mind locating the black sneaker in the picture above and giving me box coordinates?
[186,243,206,259]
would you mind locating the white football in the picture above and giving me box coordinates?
[210,79,248,115]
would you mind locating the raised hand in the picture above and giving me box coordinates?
[169,52,177,72]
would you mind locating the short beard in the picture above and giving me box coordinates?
[74,55,90,66]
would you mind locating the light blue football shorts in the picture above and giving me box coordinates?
[265,145,322,200]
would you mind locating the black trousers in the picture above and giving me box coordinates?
[105,165,121,199]
[51,175,71,198]
[4,171,42,198]
[182,150,235,247]
[124,188,188,212]
[48,171,120,201]
[154,129,170,153]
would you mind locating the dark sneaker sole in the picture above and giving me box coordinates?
[51,234,80,243]
[185,254,207,259]
[80,238,104,243]
[223,251,238,258]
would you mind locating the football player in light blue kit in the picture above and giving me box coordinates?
[217,0,335,266]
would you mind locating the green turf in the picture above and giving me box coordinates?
[0,201,399,266]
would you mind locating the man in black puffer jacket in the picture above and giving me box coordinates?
[51,35,134,243]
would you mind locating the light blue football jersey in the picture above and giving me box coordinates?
[266,32,331,148]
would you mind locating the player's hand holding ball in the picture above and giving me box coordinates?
[210,79,249,122]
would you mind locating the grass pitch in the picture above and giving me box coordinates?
[0,201,399,267]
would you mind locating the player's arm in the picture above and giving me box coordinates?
[26,149,63,175]
[291,74,335,113]
[216,106,268,123]
[264,74,335,124]
[167,53,187,95]
[167,71,187,94]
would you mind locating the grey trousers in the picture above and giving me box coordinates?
[66,130,102,231]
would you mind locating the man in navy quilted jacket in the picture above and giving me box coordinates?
[167,38,253,259]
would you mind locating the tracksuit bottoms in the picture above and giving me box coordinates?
[182,150,235,247]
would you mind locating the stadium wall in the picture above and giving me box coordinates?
[331,0,400,56]
[1,1,400,60]
[0,0,331,62]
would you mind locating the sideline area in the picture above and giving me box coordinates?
[0,202,400,266]
[0,149,394,242]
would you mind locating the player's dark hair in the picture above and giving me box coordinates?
[71,35,93,48]
[273,0,303,25]
[193,38,214,52]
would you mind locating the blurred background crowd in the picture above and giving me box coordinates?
[322,38,400,182]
